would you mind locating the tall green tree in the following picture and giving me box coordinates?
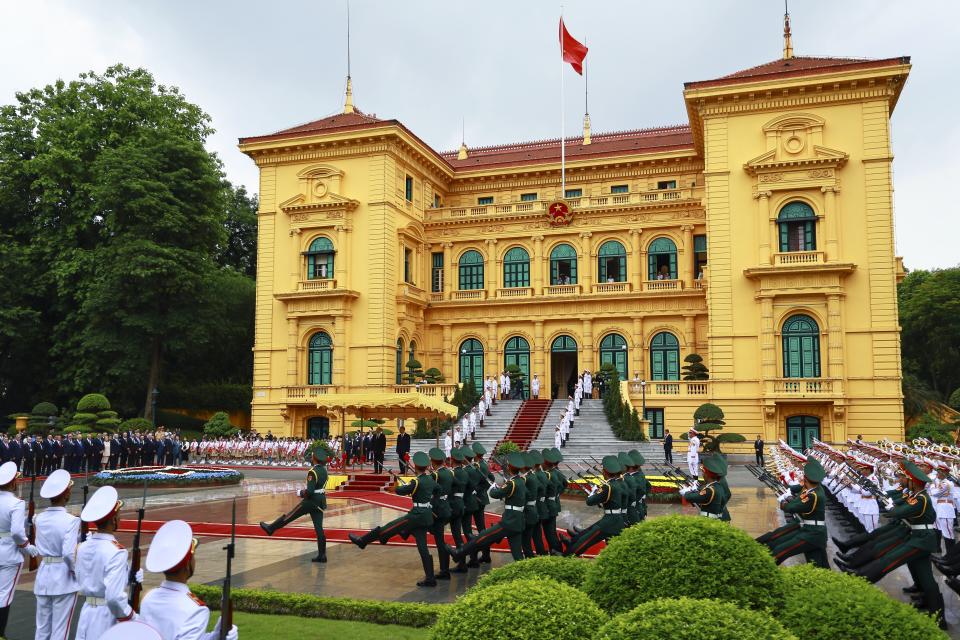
[898,268,960,402]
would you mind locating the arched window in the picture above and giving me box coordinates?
[305,237,335,280]
[503,247,530,288]
[551,335,578,352]
[782,314,821,378]
[599,334,628,380]
[778,202,817,252]
[504,336,530,399]
[409,340,417,366]
[598,241,627,283]
[550,244,578,285]
[647,237,677,280]
[650,332,679,380]
[458,250,484,290]
[308,332,333,385]
[395,339,404,385]
[459,338,484,391]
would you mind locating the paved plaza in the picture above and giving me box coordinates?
[6,466,959,639]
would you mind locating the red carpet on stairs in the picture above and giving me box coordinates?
[339,473,394,492]
[495,399,551,451]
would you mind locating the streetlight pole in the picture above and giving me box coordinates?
[151,388,159,429]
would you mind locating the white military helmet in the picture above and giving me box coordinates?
[40,469,72,499]
[81,485,122,523]
[146,520,197,573]
[0,461,18,486]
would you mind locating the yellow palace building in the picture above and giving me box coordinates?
[239,32,911,449]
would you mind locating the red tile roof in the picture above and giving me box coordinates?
[684,55,910,90]
[239,109,386,144]
[440,126,694,171]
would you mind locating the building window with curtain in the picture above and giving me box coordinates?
[597,240,627,282]
[305,237,335,280]
[611,184,629,194]
[549,244,578,285]
[778,202,817,252]
[647,237,678,280]
[431,252,444,292]
[478,196,494,205]
[781,314,821,378]
[503,246,530,288]
[650,332,680,380]
[458,250,484,290]
[694,235,707,279]
[308,332,333,385]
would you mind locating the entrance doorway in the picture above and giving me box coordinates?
[307,417,330,440]
[550,335,578,399]
[504,336,530,400]
[786,415,820,451]
[645,408,664,439]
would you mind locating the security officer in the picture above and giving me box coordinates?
[448,452,527,563]
[466,443,495,566]
[681,454,730,522]
[75,485,141,639]
[140,519,239,640]
[34,469,81,640]
[109,433,122,470]
[541,448,568,554]
[767,459,828,567]
[259,442,331,562]
[561,455,625,556]
[349,451,439,587]
[0,461,37,636]
[427,447,454,579]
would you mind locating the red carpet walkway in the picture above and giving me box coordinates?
[494,399,551,451]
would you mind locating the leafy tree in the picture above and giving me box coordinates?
[203,411,240,438]
[218,184,258,277]
[404,358,424,385]
[902,372,940,422]
[423,368,444,384]
[949,387,960,412]
[905,413,956,445]
[682,353,709,380]
[898,268,960,402]
[691,403,745,453]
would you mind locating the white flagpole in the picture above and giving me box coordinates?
[560,15,566,194]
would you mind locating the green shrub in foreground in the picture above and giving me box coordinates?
[596,597,796,640]
[429,578,606,640]
[582,515,785,614]
[778,564,944,640]
[473,555,588,591]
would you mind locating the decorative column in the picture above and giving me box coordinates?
[443,242,453,299]
[683,315,696,352]
[487,321,498,377]
[485,238,498,299]
[442,324,453,378]
[632,316,645,380]
[680,224,694,288]
[629,229,643,292]
[289,228,302,285]
[759,295,777,392]
[755,191,772,265]
[581,318,594,374]
[822,186,839,261]
[826,293,845,392]
[332,316,346,387]
[534,320,545,388]
[531,235,544,294]
[286,318,299,386]
[335,225,349,288]
[579,232,593,291]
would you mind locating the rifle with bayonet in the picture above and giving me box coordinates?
[219,498,236,640]
[27,471,38,571]
[128,479,148,611]
[80,458,91,542]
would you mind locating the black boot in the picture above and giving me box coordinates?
[260,515,287,536]
[446,543,464,563]
[312,539,326,563]
[902,584,922,594]
[0,605,8,638]
[417,555,437,587]
[349,527,380,550]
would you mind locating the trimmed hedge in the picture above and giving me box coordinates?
[778,564,944,639]
[596,597,796,640]
[120,417,153,432]
[189,585,442,628]
[429,578,606,640]
[31,402,58,417]
[474,556,588,591]
[77,393,111,413]
[582,515,785,615]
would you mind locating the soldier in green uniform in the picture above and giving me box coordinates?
[618,452,639,526]
[541,448,567,554]
[561,455,625,556]
[427,447,455,579]
[839,459,946,629]
[447,447,470,574]
[468,444,497,563]
[460,444,486,567]
[766,459,828,568]
[628,450,651,522]
[448,452,527,562]
[530,450,550,555]
[259,442,332,562]
[681,454,729,523]
[349,451,439,587]
[519,452,542,557]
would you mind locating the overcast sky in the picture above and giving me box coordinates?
[3,1,957,270]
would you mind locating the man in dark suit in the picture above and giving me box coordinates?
[0,436,9,463]
[93,433,105,471]
[10,435,23,471]
[371,427,387,474]
[395,425,411,474]
[663,429,674,464]
[109,433,122,469]
[754,436,765,465]
[62,435,74,472]
[24,435,38,476]
[82,435,95,472]
[143,435,156,466]
[52,435,64,472]
[164,434,175,465]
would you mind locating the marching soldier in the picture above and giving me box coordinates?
[75,485,142,639]
[618,452,638,526]
[349,451,439,587]
[541,448,567,554]
[34,469,81,640]
[520,453,542,558]
[446,447,470,574]
[140,519,239,639]
[427,447,454,579]
[1,461,37,637]
[466,443,495,565]
[766,459,829,568]
[681,454,729,522]
[259,442,331,562]
[561,455,625,556]
[628,450,651,522]
[530,450,550,555]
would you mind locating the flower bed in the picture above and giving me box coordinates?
[91,465,243,488]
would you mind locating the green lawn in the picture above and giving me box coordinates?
[209,611,430,640]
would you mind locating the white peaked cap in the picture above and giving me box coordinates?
[146,519,195,573]
[0,461,18,486]
[100,621,163,640]
[40,469,72,499]
[81,485,121,523]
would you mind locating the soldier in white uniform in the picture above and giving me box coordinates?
[0,461,37,636]
[531,374,541,400]
[140,520,238,640]
[566,397,575,428]
[443,431,453,459]
[687,430,701,478]
[931,469,957,551]
[554,426,563,449]
[583,370,593,397]
[75,485,141,640]
[101,620,163,640]
[35,469,81,640]
[468,410,477,441]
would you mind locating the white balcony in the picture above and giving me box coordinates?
[771,378,835,395]
[629,381,710,397]
[299,279,337,291]
[498,287,533,298]
[452,289,487,301]
[643,279,683,292]
[285,385,341,401]
[773,251,825,266]
[544,284,582,296]
[593,282,632,294]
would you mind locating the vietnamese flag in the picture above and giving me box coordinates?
[559,18,588,75]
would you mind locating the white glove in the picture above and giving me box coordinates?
[24,544,40,558]
[213,617,239,640]
[777,491,792,503]
[883,498,894,511]
[135,569,144,584]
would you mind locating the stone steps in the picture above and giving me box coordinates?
[391,400,522,459]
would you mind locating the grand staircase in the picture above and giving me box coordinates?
[401,399,523,459]
[494,399,552,451]
[338,472,393,491]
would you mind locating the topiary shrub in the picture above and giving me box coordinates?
[429,578,606,640]
[473,556,589,591]
[596,597,796,640]
[95,418,121,431]
[77,394,111,413]
[778,564,943,640]
[31,402,58,417]
[64,425,95,434]
[203,411,240,438]
[494,440,520,456]
[121,417,154,432]
[582,515,785,615]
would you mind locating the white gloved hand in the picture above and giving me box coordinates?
[777,491,792,503]
[883,498,894,511]
[24,544,40,558]
[135,568,144,584]
[225,624,238,640]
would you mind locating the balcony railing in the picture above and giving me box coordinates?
[498,287,533,298]
[430,292,443,302]
[643,279,683,291]
[628,380,709,397]
[593,282,631,294]
[545,284,582,296]
[285,385,340,399]
[772,378,835,395]
[773,251,825,266]
[396,282,426,299]
[392,383,461,398]
[453,289,487,301]
[299,279,337,291]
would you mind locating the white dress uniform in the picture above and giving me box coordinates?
[140,521,237,640]
[583,372,593,396]
[469,412,477,439]
[554,427,563,449]
[687,434,701,478]
[531,376,541,399]
[857,471,880,532]
[443,433,453,458]
[35,470,82,640]
[101,620,163,640]
[0,462,33,633]
[75,486,137,640]
[932,476,957,542]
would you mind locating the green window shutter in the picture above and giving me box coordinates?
[669,252,677,279]
[652,350,665,380]
[611,185,629,194]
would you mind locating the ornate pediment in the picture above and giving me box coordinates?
[744,112,848,177]
[279,164,360,215]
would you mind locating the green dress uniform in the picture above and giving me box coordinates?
[448,448,470,572]
[681,455,729,523]
[467,442,495,564]
[542,448,567,553]
[259,443,330,562]
[618,452,638,526]
[531,450,550,556]
[349,451,439,586]
[427,448,454,577]
[520,454,541,558]
[563,456,625,556]
[448,452,527,562]
[766,460,829,568]
[628,451,651,521]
